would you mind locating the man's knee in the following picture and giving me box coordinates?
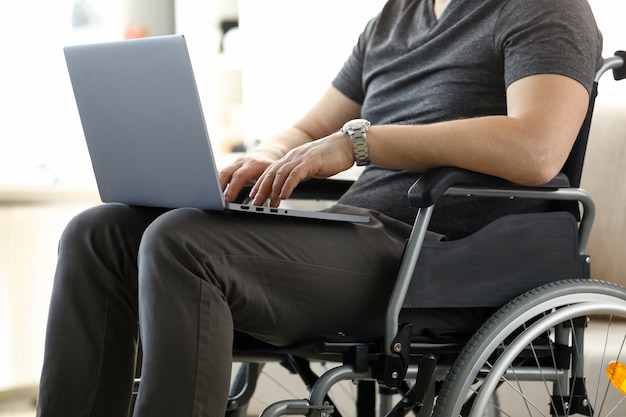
[59,203,165,259]
[61,204,132,245]
[139,207,216,262]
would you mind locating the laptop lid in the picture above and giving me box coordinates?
[64,35,225,210]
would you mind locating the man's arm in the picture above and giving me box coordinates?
[366,74,589,185]
[250,73,590,207]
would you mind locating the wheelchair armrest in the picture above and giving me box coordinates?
[407,167,571,209]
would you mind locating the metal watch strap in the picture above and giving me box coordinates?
[342,119,371,166]
[350,129,370,166]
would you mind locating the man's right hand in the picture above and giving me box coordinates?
[219,148,283,203]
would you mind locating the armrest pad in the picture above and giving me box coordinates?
[407,167,571,208]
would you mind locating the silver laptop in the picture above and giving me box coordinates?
[63,34,368,223]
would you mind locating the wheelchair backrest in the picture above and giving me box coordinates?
[560,82,598,188]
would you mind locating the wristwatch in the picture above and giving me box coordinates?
[341,119,371,166]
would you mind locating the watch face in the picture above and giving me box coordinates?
[343,118,370,131]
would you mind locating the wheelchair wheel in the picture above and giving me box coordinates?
[433,279,626,417]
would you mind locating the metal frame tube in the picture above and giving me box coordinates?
[385,206,434,354]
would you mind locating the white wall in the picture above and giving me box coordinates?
[0,1,102,187]
[239,0,387,141]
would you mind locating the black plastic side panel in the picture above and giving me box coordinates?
[403,211,590,308]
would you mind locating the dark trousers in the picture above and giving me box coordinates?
[36,203,414,417]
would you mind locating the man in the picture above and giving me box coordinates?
[37,0,602,416]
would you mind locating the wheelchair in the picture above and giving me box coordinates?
[213,52,626,417]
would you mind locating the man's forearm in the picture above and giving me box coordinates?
[253,126,317,159]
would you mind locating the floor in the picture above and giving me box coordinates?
[0,386,36,417]
[0,401,35,417]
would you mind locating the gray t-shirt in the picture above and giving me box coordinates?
[334,0,603,239]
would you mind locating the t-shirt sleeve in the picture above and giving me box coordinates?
[331,18,378,104]
[495,0,603,94]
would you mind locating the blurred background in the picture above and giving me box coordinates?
[0,0,624,415]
